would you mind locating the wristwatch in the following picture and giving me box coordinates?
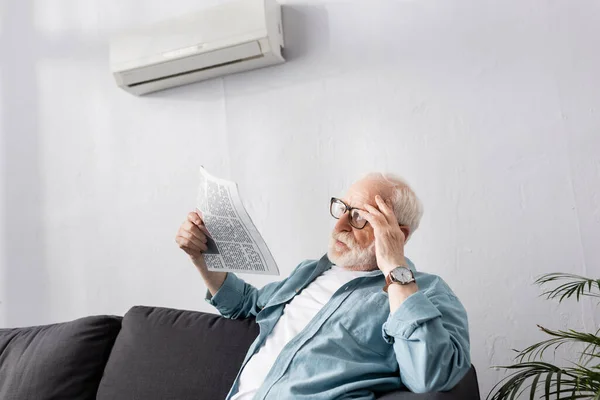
[383,266,415,292]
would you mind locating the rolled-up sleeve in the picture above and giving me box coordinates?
[205,273,250,318]
[382,289,471,393]
[204,260,315,319]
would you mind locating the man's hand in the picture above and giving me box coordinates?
[360,195,416,311]
[176,211,227,296]
[359,195,407,275]
[176,211,210,262]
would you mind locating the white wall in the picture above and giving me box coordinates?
[1,0,599,396]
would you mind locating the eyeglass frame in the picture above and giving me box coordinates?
[330,197,408,232]
[329,197,369,230]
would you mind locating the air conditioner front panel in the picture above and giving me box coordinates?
[118,41,263,86]
[110,0,268,71]
[125,51,282,95]
[109,0,285,95]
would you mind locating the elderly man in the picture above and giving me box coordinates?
[176,173,470,400]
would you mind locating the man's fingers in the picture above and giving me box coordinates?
[187,212,212,238]
[177,241,208,255]
[176,234,200,251]
[187,211,204,227]
[363,204,386,226]
[177,212,210,258]
[183,231,208,250]
[197,224,212,239]
[184,221,208,243]
[179,244,204,257]
[177,232,208,251]
[375,195,397,225]
[358,208,381,231]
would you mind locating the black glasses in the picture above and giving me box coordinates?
[329,197,368,229]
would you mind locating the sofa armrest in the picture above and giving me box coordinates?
[376,391,430,400]
[376,366,481,400]
[376,391,467,400]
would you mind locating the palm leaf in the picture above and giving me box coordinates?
[487,362,599,399]
[516,325,600,363]
[529,373,541,399]
[489,273,600,399]
[580,336,600,367]
[536,273,600,302]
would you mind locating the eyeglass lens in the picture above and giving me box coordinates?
[330,199,367,229]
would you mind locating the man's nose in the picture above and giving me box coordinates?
[334,212,352,232]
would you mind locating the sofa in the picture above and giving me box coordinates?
[0,306,481,400]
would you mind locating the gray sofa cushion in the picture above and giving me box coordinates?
[0,315,122,400]
[96,306,259,400]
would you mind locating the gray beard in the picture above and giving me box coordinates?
[327,233,378,271]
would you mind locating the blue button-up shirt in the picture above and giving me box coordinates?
[206,255,471,399]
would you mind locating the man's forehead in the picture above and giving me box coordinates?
[343,180,390,207]
[342,192,371,208]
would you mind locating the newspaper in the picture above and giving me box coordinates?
[196,167,280,275]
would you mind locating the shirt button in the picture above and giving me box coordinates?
[295,288,299,293]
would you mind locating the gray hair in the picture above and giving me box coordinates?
[361,172,424,240]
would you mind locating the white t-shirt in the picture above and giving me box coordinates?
[231,265,371,400]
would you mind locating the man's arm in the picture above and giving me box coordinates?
[192,255,228,296]
[358,197,471,393]
[176,210,296,319]
[204,269,289,319]
[383,284,471,393]
[204,259,315,319]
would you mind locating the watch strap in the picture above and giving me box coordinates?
[383,274,394,292]
[383,267,415,293]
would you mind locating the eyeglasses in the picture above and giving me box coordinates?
[329,197,368,229]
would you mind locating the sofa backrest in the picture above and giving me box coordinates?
[96,305,259,400]
[0,315,122,400]
[0,306,480,400]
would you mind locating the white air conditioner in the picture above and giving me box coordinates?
[109,0,285,96]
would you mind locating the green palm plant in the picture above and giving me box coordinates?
[488,273,600,400]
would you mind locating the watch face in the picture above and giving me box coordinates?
[391,267,414,284]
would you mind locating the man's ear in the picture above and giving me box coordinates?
[399,226,410,241]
